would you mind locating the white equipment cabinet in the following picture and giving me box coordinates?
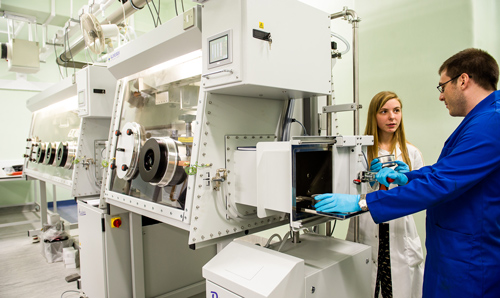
[78,200,215,298]
[23,65,116,225]
[200,0,331,98]
[77,201,131,298]
[204,234,371,298]
[96,1,374,297]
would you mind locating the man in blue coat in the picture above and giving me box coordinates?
[314,48,500,297]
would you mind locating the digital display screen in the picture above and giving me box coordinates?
[209,35,228,64]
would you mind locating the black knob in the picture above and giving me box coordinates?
[26,138,32,142]
[23,154,29,158]
[121,164,129,171]
[126,129,133,135]
[116,148,125,152]
[110,163,116,170]
[115,130,121,136]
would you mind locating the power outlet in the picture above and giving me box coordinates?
[183,7,195,30]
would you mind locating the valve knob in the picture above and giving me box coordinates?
[115,130,121,136]
[110,163,116,170]
[126,129,133,135]
[121,164,129,171]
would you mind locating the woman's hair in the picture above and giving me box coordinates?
[364,91,412,170]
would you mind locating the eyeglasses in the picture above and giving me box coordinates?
[437,74,462,93]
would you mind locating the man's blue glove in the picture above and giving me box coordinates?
[314,193,361,213]
[376,167,408,188]
[394,160,409,173]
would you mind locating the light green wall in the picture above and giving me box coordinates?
[356,0,474,163]
[0,90,35,207]
[315,0,499,257]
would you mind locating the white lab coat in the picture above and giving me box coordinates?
[347,143,425,298]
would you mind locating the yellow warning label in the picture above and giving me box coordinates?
[259,22,264,29]
[179,137,194,143]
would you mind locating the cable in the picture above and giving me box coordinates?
[331,31,350,56]
[277,231,291,252]
[63,30,68,77]
[174,0,179,16]
[361,150,369,170]
[215,182,256,221]
[328,220,337,237]
[157,0,162,24]
[151,0,161,25]
[85,47,95,64]
[61,290,80,298]
[264,233,283,248]
[145,1,158,27]
[65,28,76,76]
[291,118,308,136]
[181,0,185,12]
[53,42,64,79]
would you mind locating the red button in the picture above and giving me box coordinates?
[112,218,122,228]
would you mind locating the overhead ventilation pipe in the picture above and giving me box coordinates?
[56,0,147,68]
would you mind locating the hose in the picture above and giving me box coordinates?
[331,31,350,56]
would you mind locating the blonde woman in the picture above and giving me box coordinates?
[347,91,424,298]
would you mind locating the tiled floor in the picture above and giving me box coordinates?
[0,209,81,298]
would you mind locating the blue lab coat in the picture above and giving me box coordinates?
[367,90,500,298]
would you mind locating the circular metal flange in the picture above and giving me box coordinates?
[377,154,397,168]
[139,137,187,187]
[115,122,144,180]
[55,142,77,169]
[43,143,57,165]
[35,142,46,163]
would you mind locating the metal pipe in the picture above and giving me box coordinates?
[330,7,361,135]
[330,7,361,242]
[56,0,147,68]
[352,20,360,135]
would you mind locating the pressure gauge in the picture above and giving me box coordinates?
[138,137,187,187]
[115,122,145,180]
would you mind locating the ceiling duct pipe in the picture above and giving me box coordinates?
[56,0,147,69]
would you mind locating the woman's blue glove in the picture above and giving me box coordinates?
[370,158,382,172]
[371,159,409,173]
[394,160,409,173]
[314,193,361,213]
[376,167,408,188]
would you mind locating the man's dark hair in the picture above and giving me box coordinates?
[439,48,499,91]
